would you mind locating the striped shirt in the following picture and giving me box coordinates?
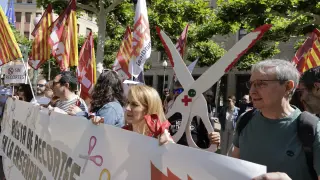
[55,96,88,113]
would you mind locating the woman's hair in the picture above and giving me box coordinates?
[128,85,167,122]
[90,70,125,112]
[17,84,33,102]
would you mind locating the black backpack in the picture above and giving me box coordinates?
[236,109,319,180]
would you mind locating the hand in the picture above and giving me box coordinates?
[253,172,292,180]
[12,96,19,100]
[208,132,220,145]
[159,129,175,146]
[67,105,83,116]
[91,116,104,125]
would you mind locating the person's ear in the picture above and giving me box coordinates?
[65,83,70,89]
[285,80,295,96]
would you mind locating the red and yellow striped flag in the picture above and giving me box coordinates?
[0,7,22,65]
[294,29,320,73]
[28,4,52,70]
[77,31,96,100]
[112,27,133,80]
[48,0,78,71]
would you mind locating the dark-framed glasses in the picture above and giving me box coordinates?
[246,80,284,89]
[37,84,45,87]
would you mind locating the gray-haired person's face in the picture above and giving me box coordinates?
[249,70,288,111]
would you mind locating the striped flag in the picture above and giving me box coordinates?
[293,29,320,73]
[48,0,78,71]
[28,4,52,70]
[113,27,133,81]
[156,24,189,67]
[77,31,96,100]
[0,7,22,66]
[129,0,151,78]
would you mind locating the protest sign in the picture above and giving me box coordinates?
[0,99,266,180]
[4,64,26,84]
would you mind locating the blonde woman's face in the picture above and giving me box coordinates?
[125,97,146,125]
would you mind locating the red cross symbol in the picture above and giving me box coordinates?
[181,95,192,106]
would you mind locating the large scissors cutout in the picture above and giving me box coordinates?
[158,24,272,152]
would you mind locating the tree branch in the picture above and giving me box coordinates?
[105,0,125,14]
[77,3,98,14]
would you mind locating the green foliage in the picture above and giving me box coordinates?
[215,0,320,69]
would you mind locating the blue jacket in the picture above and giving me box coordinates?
[77,101,125,128]
[218,106,240,131]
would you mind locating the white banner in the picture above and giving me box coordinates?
[0,99,266,180]
[4,65,26,84]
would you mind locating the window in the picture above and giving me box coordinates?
[77,24,80,33]
[27,0,33,3]
[16,0,22,3]
[144,76,153,86]
[24,32,30,39]
[25,12,32,23]
[238,28,247,41]
[86,28,92,36]
[15,12,21,22]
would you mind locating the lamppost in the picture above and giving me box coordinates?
[162,59,168,98]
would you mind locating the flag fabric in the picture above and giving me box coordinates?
[156,24,189,67]
[136,71,145,84]
[113,27,133,81]
[129,0,151,78]
[173,58,198,82]
[28,5,52,70]
[5,0,14,26]
[293,29,320,73]
[48,0,78,71]
[0,7,22,66]
[77,31,96,100]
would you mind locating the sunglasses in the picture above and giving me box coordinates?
[173,88,184,94]
[37,84,45,87]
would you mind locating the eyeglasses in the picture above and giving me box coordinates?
[246,80,285,89]
[37,84,45,87]
[173,88,184,94]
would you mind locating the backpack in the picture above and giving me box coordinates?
[236,109,319,180]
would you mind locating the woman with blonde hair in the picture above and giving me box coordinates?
[92,85,173,145]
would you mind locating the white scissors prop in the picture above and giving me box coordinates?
[158,24,272,152]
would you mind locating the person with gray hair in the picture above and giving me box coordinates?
[231,59,320,180]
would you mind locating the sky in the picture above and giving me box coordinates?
[0,0,8,12]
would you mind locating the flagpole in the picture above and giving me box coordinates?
[21,58,37,102]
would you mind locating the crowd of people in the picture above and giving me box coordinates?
[2,58,320,180]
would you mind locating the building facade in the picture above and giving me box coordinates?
[13,0,98,39]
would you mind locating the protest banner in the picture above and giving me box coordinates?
[0,99,266,180]
[4,64,26,84]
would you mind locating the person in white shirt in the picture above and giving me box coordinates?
[31,79,51,105]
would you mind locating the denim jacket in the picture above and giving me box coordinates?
[218,106,240,131]
[77,101,125,128]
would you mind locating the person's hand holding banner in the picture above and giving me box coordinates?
[68,104,83,116]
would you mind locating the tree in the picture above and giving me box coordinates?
[213,0,320,70]
[37,0,227,69]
